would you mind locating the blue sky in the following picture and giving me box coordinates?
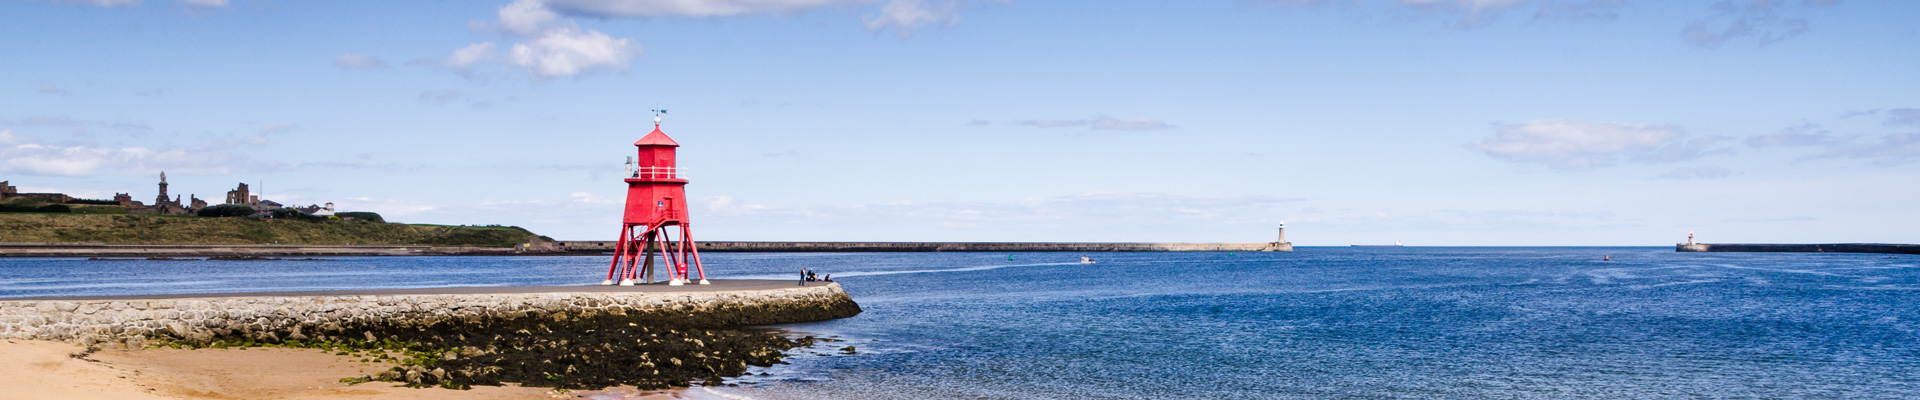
[3,0,1916,245]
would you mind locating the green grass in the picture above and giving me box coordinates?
[0,214,545,247]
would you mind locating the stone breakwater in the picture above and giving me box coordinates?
[0,283,857,347]
[0,282,862,389]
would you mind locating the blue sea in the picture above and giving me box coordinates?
[4,248,1918,399]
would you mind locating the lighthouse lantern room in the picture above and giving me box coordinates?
[604,111,708,286]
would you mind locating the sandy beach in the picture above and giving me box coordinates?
[0,339,727,400]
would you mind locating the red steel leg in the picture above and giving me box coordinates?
[683,224,707,284]
[604,225,629,285]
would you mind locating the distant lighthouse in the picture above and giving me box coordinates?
[1272,222,1294,252]
[603,111,708,286]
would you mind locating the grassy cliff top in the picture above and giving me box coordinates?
[0,213,548,248]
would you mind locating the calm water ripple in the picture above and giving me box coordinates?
[3,247,1917,398]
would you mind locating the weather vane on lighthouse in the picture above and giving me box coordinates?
[603,108,708,286]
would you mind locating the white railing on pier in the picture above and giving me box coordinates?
[626,166,685,180]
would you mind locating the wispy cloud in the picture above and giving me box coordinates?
[1681,0,1838,49]
[39,0,227,8]
[333,54,390,70]
[1467,119,1729,169]
[1811,133,1920,166]
[0,142,233,176]
[1885,108,1920,127]
[412,43,499,80]
[37,85,68,95]
[1258,0,1631,28]
[864,0,963,37]
[1090,116,1174,131]
[1015,116,1175,131]
[1744,123,1846,148]
[1656,166,1734,180]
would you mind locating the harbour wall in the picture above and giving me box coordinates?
[1676,243,1920,255]
[559,241,1292,253]
[0,241,1293,257]
[0,282,860,349]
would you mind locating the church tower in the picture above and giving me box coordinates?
[155,172,170,205]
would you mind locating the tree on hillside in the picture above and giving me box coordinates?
[197,204,255,217]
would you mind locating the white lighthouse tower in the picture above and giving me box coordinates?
[1272,222,1294,252]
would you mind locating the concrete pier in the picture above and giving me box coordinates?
[560,241,1292,253]
[0,280,860,348]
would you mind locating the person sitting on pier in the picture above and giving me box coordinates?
[823,274,832,282]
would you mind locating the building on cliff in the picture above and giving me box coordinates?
[115,172,198,215]
[225,182,252,205]
[0,181,74,203]
[295,202,336,216]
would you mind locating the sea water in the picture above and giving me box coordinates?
[3,248,1917,398]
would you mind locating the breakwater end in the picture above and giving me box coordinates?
[0,281,861,389]
[1676,243,1920,255]
[561,241,1292,253]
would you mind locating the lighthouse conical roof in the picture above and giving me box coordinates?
[634,125,679,147]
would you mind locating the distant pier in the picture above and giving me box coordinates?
[560,241,1291,253]
[1677,243,1920,255]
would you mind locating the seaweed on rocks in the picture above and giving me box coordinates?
[146,290,863,391]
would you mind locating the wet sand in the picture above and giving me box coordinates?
[0,339,728,400]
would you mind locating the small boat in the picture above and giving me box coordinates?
[1079,256,1096,264]
[1351,241,1404,248]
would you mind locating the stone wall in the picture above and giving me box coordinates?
[0,283,861,349]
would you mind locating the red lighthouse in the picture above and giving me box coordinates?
[604,112,707,286]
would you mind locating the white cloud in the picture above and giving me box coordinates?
[447,42,498,70]
[333,54,390,69]
[510,28,639,78]
[497,0,570,35]
[0,143,230,176]
[415,43,499,79]
[1467,119,1727,169]
[175,0,226,7]
[865,0,960,36]
[0,129,19,145]
[339,196,439,217]
[454,0,984,80]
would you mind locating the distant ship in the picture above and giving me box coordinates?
[1351,241,1404,248]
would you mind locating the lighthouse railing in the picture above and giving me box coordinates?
[627,166,685,180]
